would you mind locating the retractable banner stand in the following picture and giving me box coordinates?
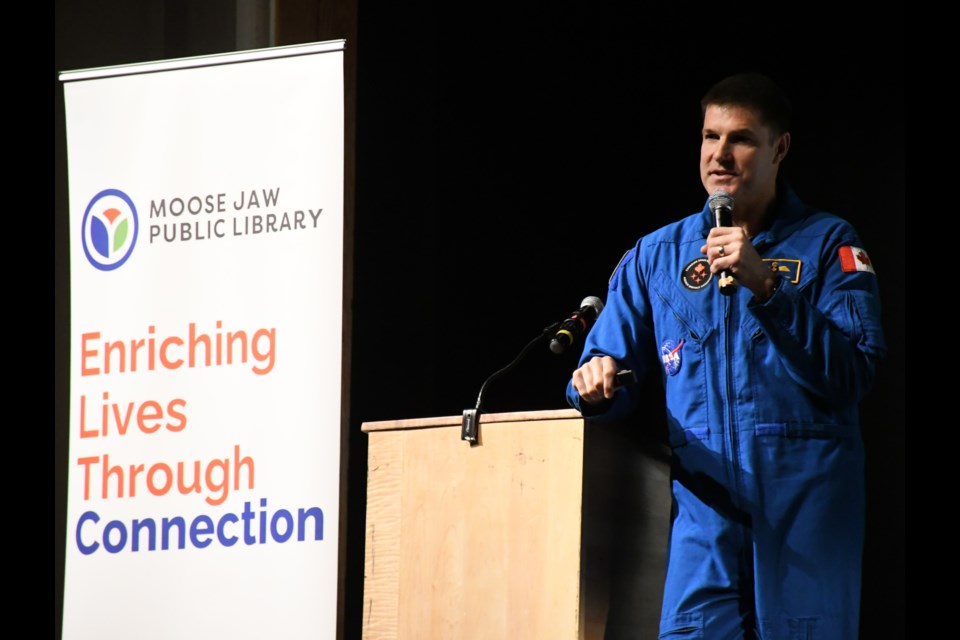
[60,41,345,639]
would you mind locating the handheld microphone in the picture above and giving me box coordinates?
[708,190,737,296]
[549,296,604,354]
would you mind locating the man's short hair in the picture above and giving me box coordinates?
[701,72,792,138]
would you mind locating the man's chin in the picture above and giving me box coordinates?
[704,178,740,196]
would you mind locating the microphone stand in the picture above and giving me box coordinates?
[461,321,560,445]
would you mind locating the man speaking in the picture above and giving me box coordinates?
[566,72,886,639]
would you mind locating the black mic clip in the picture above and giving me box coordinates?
[614,369,639,387]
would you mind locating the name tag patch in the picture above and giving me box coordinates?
[762,258,802,284]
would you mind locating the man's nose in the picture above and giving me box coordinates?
[715,138,733,160]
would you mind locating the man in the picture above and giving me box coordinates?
[566,73,885,638]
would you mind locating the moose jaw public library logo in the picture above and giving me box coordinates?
[81,189,139,271]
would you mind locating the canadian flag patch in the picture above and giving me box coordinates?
[838,246,876,275]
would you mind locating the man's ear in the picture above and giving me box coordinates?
[774,132,791,164]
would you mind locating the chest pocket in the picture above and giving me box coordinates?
[650,270,715,443]
[740,258,819,341]
[651,270,714,345]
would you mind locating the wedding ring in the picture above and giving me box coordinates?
[718,245,725,257]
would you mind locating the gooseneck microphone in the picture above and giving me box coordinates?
[549,296,604,354]
[461,295,605,444]
[708,190,737,296]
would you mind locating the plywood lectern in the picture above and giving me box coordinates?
[361,408,672,640]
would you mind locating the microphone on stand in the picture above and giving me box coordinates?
[461,295,604,444]
[548,296,604,354]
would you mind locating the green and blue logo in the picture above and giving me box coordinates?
[82,189,139,271]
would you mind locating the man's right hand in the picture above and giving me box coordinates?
[572,355,619,404]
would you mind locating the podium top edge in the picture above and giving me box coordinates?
[59,39,346,83]
[361,408,583,433]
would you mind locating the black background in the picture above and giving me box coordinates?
[56,3,904,638]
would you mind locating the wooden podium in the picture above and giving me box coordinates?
[361,409,672,639]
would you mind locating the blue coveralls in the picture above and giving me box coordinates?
[566,186,886,639]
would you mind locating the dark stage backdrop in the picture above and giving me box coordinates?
[56,3,904,638]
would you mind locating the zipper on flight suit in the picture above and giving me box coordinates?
[723,294,744,500]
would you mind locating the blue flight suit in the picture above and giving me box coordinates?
[566,185,885,639]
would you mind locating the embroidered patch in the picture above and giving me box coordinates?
[838,246,876,275]
[762,258,802,284]
[660,339,685,376]
[681,258,712,291]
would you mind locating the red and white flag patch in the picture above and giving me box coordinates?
[838,246,876,275]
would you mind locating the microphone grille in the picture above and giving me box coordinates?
[580,296,604,316]
[708,190,735,213]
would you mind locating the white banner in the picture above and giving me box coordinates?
[61,41,345,640]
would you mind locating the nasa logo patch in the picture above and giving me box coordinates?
[660,339,685,376]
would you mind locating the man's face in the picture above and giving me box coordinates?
[700,104,786,213]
